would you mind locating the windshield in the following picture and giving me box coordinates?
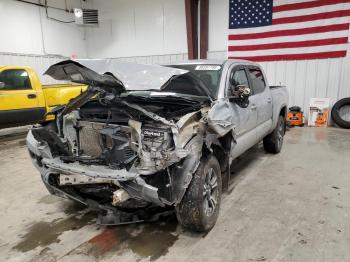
[167,64,222,98]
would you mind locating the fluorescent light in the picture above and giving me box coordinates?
[74,8,83,18]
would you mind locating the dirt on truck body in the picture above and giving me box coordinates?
[27,59,288,232]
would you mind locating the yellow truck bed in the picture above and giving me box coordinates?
[42,84,87,118]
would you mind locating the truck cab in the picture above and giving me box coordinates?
[171,60,288,158]
[222,61,276,158]
[0,66,86,129]
[0,66,46,128]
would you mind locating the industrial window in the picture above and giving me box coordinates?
[0,69,32,91]
[248,67,266,95]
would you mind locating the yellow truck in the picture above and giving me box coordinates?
[0,66,87,129]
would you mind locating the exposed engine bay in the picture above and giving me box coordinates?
[27,60,234,225]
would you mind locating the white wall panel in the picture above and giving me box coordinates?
[0,0,88,58]
[209,0,228,52]
[87,0,187,58]
[339,57,350,98]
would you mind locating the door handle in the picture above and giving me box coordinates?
[251,104,257,110]
[27,94,37,99]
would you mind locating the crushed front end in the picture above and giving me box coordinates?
[27,61,215,224]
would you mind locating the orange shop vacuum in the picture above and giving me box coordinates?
[287,106,304,127]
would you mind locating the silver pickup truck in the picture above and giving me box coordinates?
[27,59,288,232]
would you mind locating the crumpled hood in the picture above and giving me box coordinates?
[45,59,189,92]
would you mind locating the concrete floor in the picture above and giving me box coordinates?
[1,127,350,262]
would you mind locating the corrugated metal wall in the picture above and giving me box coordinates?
[0,53,67,84]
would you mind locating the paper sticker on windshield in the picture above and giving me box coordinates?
[195,65,221,71]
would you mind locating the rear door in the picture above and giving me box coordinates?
[247,66,273,139]
[0,69,45,128]
[227,65,258,159]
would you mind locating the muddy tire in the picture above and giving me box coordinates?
[263,115,285,154]
[175,155,222,232]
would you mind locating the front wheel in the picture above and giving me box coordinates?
[263,115,285,154]
[175,155,222,232]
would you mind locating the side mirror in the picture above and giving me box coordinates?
[228,84,251,108]
[0,82,5,89]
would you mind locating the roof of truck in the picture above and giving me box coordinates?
[167,59,258,66]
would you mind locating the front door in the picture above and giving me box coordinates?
[227,66,258,160]
[0,69,44,128]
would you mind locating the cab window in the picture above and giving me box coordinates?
[248,67,266,94]
[0,69,32,91]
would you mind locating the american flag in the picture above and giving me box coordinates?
[228,0,350,61]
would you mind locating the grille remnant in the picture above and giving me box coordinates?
[78,121,136,167]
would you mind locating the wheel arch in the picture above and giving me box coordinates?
[203,131,233,192]
[280,105,287,118]
[280,105,287,133]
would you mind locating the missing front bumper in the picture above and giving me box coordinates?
[39,160,164,207]
[27,127,202,211]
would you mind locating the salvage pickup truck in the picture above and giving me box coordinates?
[27,59,288,232]
[0,66,86,129]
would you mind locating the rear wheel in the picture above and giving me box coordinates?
[175,155,222,232]
[263,115,285,154]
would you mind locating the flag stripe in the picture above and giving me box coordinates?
[228,51,347,62]
[273,0,350,13]
[273,3,350,19]
[228,43,348,56]
[273,0,318,7]
[229,30,348,46]
[273,9,350,25]
[228,37,348,51]
[229,17,350,35]
[228,23,349,40]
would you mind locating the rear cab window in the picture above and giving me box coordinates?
[0,69,32,91]
[247,67,266,95]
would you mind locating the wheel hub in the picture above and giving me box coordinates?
[203,168,218,216]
